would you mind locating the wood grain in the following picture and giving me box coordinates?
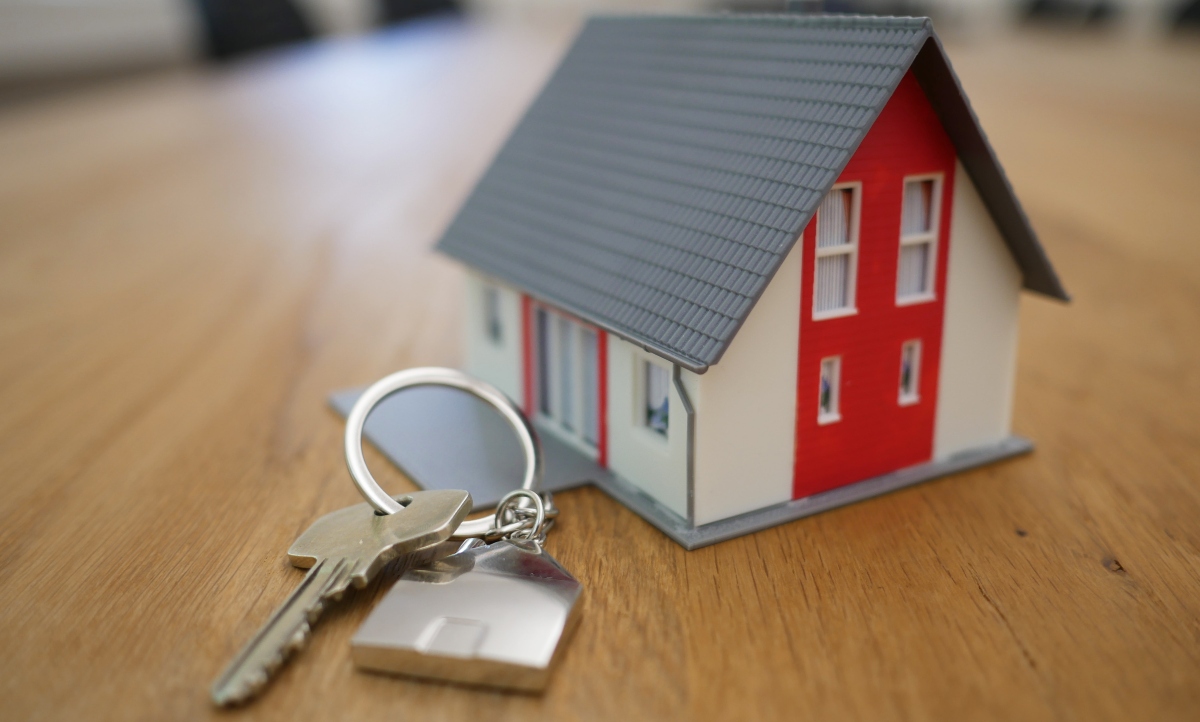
[1,19,1198,722]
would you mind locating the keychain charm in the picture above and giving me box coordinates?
[353,491,582,691]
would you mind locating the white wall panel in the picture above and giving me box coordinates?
[606,337,689,518]
[691,243,801,525]
[934,160,1022,458]
[463,271,523,403]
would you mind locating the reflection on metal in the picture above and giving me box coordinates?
[352,540,582,692]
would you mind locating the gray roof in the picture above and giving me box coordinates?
[436,14,1068,373]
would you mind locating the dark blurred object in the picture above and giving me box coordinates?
[1021,0,1120,27]
[376,0,459,26]
[193,0,314,60]
[1170,0,1200,30]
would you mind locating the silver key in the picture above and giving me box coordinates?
[211,489,472,706]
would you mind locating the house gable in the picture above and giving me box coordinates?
[794,69,956,497]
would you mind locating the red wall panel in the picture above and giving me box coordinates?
[793,71,958,499]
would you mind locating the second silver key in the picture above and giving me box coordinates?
[211,488,472,706]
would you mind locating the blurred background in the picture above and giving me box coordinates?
[1,0,1198,107]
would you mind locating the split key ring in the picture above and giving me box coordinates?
[343,366,544,540]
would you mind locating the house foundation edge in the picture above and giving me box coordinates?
[594,436,1033,550]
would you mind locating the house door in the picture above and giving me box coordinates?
[529,303,605,460]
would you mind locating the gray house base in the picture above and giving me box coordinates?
[592,436,1032,550]
[330,386,1032,549]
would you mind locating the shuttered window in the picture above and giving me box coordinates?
[897,177,940,302]
[557,315,574,430]
[581,329,599,444]
[534,305,601,452]
[814,186,858,317]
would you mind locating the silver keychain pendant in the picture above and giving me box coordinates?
[353,491,582,692]
[343,370,582,692]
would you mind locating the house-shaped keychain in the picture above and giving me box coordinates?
[352,539,582,691]
[336,12,1069,549]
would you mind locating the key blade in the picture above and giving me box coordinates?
[211,557,347,706]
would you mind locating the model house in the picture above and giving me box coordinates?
[436,13,1067,548]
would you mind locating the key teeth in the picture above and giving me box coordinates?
[287,625,311,653]
[223,624,309,704]
[244,669,268,696]
[216,668,268,707]
[213,616,317,707]
[305,600,325,625]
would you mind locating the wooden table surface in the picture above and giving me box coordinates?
[2,18,1198,722]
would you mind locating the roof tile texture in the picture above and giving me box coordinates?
[438,14,931,369]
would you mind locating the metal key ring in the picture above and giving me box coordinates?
[344,367,542,539]
[495,489,546,541]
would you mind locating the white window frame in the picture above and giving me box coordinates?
[899,339,922,405]
[813,183,861,320]
[636,357,671,442]
[532,303,600,457]
[817,356,842,425]
[896,174,942,305]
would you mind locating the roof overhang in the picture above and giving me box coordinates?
[910,34,1069,301]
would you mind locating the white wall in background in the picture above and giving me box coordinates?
[466,0,1182,36]
[299,0,375,36]
[466,0,716,23]
[0,0,197,79]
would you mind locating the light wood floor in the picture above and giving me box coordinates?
[1,18,1198,722]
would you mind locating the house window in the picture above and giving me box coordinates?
[643,361,670,436]
[899,340,921,405]
[536,307,551,417]
[581,328,599,443]
[818,356,841,424]
[897,177,940,302]
[557,315,574,430]
[483,285,502,344]
[533,305,600,449]
[814,185,859,318]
